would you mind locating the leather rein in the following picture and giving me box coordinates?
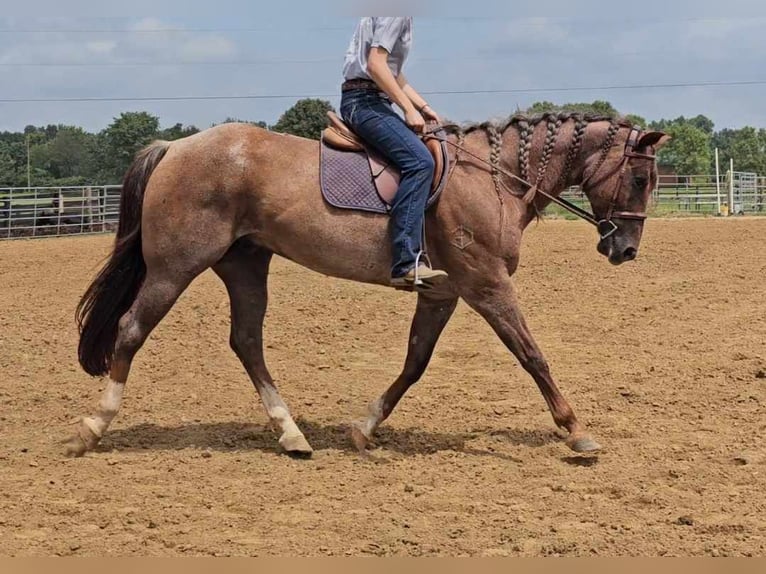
[424,125,657,240]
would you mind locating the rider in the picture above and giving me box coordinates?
[340,17,449,289]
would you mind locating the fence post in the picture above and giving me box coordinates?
[32,187,38,237]
[715,148,721,215]
[86,186,94,234]
[55,188,62,235]
[728,160,735,216]
[99,186,106,232]
[6,188,12,238]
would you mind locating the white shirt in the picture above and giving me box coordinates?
[342,17,413,81]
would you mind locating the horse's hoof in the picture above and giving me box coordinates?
[62,435,89,458]
[62,422,100,458]
[566,434,602,453]
[279,433,313,459]
[350,423,372,453]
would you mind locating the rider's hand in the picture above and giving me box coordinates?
[421,105,441,125]
[405,108,426,134]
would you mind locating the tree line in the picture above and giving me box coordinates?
[1,98,763,188]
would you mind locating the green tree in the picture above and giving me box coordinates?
[0,144,18,186]
[216,117,269,129]
[0,132,34,187]
[713,127,766,175]
[525,100,619,116]
[100,112,161,182]
[158,123,201,141]
[624,114,648,129]
[30,126,95,181]
[689,114,715,135]
[272,99,335,140]
[650,119,712,175]
[525,100,558,114]
[652,115,715,136]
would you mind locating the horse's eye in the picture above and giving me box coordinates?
[633,175,649,189]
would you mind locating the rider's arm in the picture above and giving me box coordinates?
[397,73,441,123]
[367,47,417,115]
[367,48,426,132]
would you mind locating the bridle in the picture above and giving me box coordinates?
[581,127,658,240]
[425,124,658,241]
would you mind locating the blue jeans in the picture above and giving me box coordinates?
[340,89,435,278]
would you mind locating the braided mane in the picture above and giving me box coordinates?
[441,112,635,198]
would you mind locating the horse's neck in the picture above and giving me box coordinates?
[451,117,622,213]
[496,118,621,208]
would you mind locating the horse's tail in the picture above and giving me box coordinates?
[76,141,171,377]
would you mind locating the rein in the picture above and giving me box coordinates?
[424,124,657,240]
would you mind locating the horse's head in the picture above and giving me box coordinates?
[581,126,670,265]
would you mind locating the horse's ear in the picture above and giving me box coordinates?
[638,132,671,150]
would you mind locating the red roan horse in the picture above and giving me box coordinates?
[66,112,668,458]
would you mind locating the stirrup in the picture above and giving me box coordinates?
[412,251,427,287]
[390,252,430,289]
[390,253,449,292]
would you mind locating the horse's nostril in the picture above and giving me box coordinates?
[624,247,637,260]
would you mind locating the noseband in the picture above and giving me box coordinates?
[583,128,658,240]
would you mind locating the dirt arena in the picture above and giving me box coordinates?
[1,218,764,557]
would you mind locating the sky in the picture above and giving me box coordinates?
[1,0,764,133]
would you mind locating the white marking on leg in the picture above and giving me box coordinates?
[81,377,124,439]
[259,384,303,439]
[362,397,384,437]
[270,406,302,438]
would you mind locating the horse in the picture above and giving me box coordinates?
[64,111,669,458]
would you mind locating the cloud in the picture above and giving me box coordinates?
[114,18,238,62]
[0,17,238,65]
[180,37,237,60]
[504,17,570,47]
[86,41,117,55]
[1,6,764,134]
[683,17,762,41]
[679,18,765,62]
[129,17,166,32]
[0,16,243,131]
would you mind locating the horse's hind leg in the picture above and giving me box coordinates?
[66,211,235,457]
[213,240,313,457]
[462,276,601,453]
[351,293,458,451]
[64,269,195,456]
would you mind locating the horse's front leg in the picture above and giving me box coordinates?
[351,292,459,452]
[462,277,601,453]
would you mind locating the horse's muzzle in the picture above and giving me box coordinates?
[598,236,639,265]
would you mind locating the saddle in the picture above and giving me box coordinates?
[319,112,449,215]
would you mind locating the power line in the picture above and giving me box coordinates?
[0,26,349,33]
[0,60,345,67]
[0,27,351,34]
[1,80,764,104]
[0,16,763,33]
[0,53,659,67]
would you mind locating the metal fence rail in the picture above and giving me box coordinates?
[729,172,766,214]
[552,174,765,217]
[0,186,121,239]
[1,175,764,240]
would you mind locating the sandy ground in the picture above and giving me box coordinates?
[0,217,764,557]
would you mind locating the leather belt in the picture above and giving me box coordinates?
[341,78,382,92]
